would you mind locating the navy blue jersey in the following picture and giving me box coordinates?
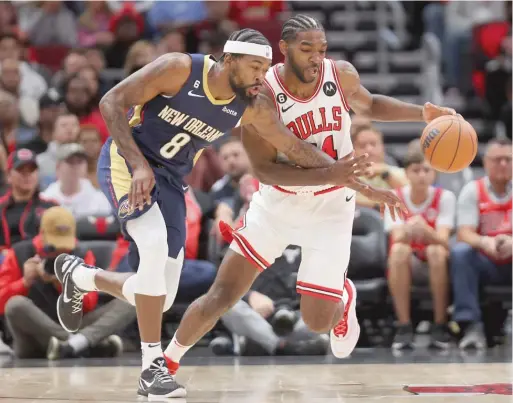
[126,54,247,177]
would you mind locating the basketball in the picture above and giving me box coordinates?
[420,115,478,173]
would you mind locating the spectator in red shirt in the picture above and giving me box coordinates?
[228,0,288,26]
[1,206,135,359]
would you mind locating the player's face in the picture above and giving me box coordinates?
[282,30,327,84]
[406,161,435,190]
[484,144,512,183]
[228,55,271,104]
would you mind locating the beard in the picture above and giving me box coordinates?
[228,73,258,106]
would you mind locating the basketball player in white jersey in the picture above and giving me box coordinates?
[163,15,457,375]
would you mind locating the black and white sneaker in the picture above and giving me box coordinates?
[138,357,187,398]
[55,254,88,333]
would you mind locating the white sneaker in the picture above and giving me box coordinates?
[330,278,360,358]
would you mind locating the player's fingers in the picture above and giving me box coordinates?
[389,204,397,221]
[352,153,369,164]
[128,183,135,208]
[134,181,145,211]
[379,203,385,218]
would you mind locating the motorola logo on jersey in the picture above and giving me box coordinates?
[286,106,343,140]
[323,81,337,97]
[222,106,238,116]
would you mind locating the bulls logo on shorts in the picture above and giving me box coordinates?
[118,199,134,219]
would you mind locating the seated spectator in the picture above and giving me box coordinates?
[0,206,135,359]
[0,149,56,251]
[19,90,64,155]
[105,5,145,69]
[147,1,207,34]
[42,144,112,219]
[82,47,111,98]
[27,1,78,47]
[37,111,80,189]
[123,40,157,76]
[0,33,47,100]
[227,0,288,26]
[77,66,102,105]
[0,90,36,153]
[0,58,39,127]
[77,1,114,48]
[352,124,408,210]
[156,29,186,56]
[211,136,251,215]
[185,147,224,193]
[62,75,109,142]
[0,2,18,36]
[78,125,102,188]
[451,138,512,350]
[51,49,89,92]
[385,151,456,350]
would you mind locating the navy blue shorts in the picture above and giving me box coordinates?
[97,139,186,268]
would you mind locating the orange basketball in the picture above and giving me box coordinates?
[420,116,478,173]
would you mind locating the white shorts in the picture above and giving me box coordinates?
[230,187,356,303]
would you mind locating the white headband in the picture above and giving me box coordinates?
[223,40,272,60]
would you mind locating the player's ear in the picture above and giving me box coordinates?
[278,40,288,58]
[223,53,234,66]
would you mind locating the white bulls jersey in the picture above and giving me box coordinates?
[262,58,353,194]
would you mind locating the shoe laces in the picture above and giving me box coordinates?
[334,312,349,337]
[71,288,84,314]
[150,360,174,384]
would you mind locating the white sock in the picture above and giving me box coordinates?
[67,334,89,353]
[71,264,100,292]
[164,335,192,363]
[141,342,163,370]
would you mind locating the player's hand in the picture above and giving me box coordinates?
[422,102,458,123]
[362,163,388,179]
[248,291,275,319]
[479,236,499,259]
[239,174,259,203]
[327,152,372,185]
[130,163,155,211]
[495,235,512,260]
[352,184,408,221]
[23,255,43,287]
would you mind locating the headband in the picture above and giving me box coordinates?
[223,40,272,60]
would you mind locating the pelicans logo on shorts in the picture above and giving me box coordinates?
[118,199,134,219]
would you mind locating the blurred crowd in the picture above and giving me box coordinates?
[0,1,510,360]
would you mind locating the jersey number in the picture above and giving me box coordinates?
[320,135,338,159]
[160,133,191,159]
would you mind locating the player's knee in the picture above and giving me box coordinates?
[389,243,412,262]
[300,296,338,334]
[425,244,447,265]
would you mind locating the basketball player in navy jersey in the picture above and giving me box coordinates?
[162,15,458,379]
[53,29,402,399]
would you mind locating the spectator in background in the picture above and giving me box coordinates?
[0,149,56,251]
[0,33,47,100]
[147,1,206,34]
[123,40,156,76]
[105,5,145,69]
[19,90,63,155]
[352,124,408,210]
[0,2,18,36]
[77,1,114,48]
[42,144,111,219]
[227,0,288,26]
[0,58,39,128]
[63,75,109,142]
[51,49,89,92]
[0,90,36,153]
[37,111,80,189]
[27,1,77,47]
[78,125,102,189]
[385,151,456,350]
[77,66,102,105]
[451,138,512,350]
[185,147,224,193]
[211,136,251,214]
[83,47,110,97]
[156,29,186,56]
[0,207,134,359]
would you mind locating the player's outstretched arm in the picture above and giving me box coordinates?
[334,60,456,122]
[241,125,369,186]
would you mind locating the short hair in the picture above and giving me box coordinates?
[403,151,426,168]
[350,124,382,143]
[485,137,512,156]
[220,29,270,61]
[281,14,325,42]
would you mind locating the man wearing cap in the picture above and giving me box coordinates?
[0,206,135,359]
[42,143,112,219]
[0,149,56,251]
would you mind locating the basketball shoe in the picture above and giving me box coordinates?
[330,278,360,358]
[138,357,186,398]
[54,254,88,333]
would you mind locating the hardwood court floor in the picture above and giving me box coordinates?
[0,351,511,402]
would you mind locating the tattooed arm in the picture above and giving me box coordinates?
[334,60,456,122]
[99,53,191,169]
